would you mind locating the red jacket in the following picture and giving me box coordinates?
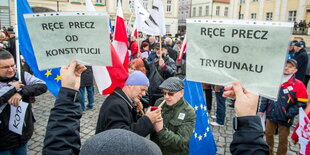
[130,41,138,57]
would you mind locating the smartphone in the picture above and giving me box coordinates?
[151,106,159,111]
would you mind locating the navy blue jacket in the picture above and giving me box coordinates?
[293,48,308,81]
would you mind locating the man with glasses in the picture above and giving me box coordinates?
[151,77,196,155]
[0,49,47,154]
[96,71,162,137]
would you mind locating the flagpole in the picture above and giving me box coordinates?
[159,36,162,59]
[15,0,22,81]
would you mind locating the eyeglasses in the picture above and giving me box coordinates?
[0,64,16,70]
[162,91,176,96]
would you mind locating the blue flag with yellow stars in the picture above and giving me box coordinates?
[184,79,217,155]
[18,0,61,97]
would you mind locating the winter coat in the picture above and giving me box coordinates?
[43,87,81,155]
[230,116,269,154]
[151,97,196,155]
[0,72,47,151]
[80,66,93,87]
[293,48,309,81]
[95,87,154,137]
[259,76,308,127]
[147,54,177,105]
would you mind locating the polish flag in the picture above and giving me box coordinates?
[93,43,128,95]
[113,0,129,69]
[177,36,187,62]
[92,0,129,95]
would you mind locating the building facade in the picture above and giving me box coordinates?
[191,0,230,19]
[8,0,179,35]
[229,0,310,22]
[178,0,191,33]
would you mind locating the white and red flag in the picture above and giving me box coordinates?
[177,36,187,63]
[291,107,310,155]
[91,0,129,94]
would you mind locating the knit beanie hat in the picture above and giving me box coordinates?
[125,71,149,86]
[159,77,184,91]
[80,129,162,155]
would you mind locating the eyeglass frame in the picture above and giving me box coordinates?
[0,64,16,70]
[162,90,178,96]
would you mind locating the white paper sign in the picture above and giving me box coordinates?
[24,12,111,70]
[9,102,29,135]
[186,19,293,100]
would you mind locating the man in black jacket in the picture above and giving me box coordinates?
[292,42,308,81]
[96,71,162,136]
[147,44,177,105]
[223,81,269,155]
[0,49,47,154]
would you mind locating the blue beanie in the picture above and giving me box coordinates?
[125,71,149,86]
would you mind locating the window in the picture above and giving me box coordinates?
[224,7,228,16]
[239,14,244,19]
[266,12,273,20]
[96,0,102,3]
[288,11,297,21]
[166,25,171,33]
[128,0,134,9]
[199,7,202,16]
[167,0,172,12]
[216,6,220,16]
[193,7,196,17]
[241,0,245,3]
[206,6,209,16]
[143,0,148,9]
[252,0,258,2]
[251,13,256,19]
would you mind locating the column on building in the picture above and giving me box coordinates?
[280,0,288,21]
[244,0,251,19]
[229,0,240,19]
[258,0,265,20]
[297,0,306,21]
[273,0,281,21]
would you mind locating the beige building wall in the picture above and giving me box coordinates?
[191,0,229,19]
[230,0,310,22]
[9,0,179,35]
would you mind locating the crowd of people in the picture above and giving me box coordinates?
[0,24,309,155]
[294,20,310,34]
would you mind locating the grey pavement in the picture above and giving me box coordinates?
[28,87,302,155]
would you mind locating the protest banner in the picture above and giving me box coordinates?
[186,19,293,100]
[24,12,111,70]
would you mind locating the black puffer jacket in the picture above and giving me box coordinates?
[43,87,82,155]
[0,72,47,151]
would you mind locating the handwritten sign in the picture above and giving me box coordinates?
[186,19,293,100]
[24,12,111,70]
[9,102,29,135]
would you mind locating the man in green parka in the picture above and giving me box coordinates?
[151,77,196,155]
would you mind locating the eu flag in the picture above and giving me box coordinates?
[184,79,217,155]
[17,0,61,96]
